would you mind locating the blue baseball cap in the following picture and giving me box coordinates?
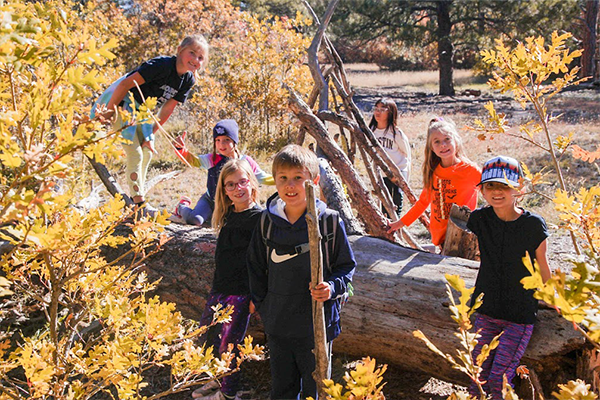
[480,156,521,187]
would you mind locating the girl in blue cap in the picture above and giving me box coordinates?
[170,119,274,226]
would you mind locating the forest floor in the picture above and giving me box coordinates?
[136,66,600,400]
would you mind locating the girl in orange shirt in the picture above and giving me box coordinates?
[388,117,481,251]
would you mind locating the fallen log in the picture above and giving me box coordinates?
[132,224,585,393]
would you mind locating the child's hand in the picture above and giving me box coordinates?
[141,139,156,154]
[387,219,405,233]
[173,131,187,150]
[249,300,256,314]
[310,282,331,303]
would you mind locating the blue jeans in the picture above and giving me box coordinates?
[180,192,213,226]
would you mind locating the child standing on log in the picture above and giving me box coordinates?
[467,156,550,399]
[92,35,209,215]
[192,159,263,400]
[247,145,356,400]
[169,119,273,226]
[368,97,411,216]
[388,117,480,251]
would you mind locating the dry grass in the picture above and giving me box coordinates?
[345,63,486,91]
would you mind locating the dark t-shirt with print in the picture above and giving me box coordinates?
[468,206,549,324]
[126,56,194,107]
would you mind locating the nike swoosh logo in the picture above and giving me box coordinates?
[271,249,299,264]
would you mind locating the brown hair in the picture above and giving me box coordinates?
[368,97,400,139]
[272,144,319,179]
[211,159,259,232]
[422,117,472,189]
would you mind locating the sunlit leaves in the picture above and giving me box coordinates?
[0,1,264,399]
[572,144,600,163]
[414,275,496,398]
[552,379,598,400]
[316,357,386,400]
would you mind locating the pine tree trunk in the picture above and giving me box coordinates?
[582,0,599,80]
[437,0,455,96]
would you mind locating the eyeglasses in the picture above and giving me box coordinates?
[224,178,250,192]
[373,107,389,113]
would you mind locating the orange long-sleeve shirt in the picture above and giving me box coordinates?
[401,161,481,246]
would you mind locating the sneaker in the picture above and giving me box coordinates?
[192,389,225,400]
[233,390,253,400]
[191,380,221,399]
[169,196,191,224]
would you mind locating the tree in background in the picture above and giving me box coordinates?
[232,0,305,19]
[325,0,581,95]
[581,0,599,81]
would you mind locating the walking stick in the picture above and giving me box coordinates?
[306,181,328,399]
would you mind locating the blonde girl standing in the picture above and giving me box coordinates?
[388,117,480,250]
[368,97,411,215]
[192,159,262,400]
[92,35,209,213]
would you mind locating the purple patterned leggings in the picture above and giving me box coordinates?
[200,292,252,398]
[468,313,534,399]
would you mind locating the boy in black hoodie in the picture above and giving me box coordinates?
[247,144,356,399]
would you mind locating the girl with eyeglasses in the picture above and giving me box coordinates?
[192,159,263,400]
[169,119,273,226]
[368,98,411,216]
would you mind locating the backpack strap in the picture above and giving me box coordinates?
[261,211,310,256]
[320,212,338,274]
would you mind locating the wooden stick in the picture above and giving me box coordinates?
[306,181,328,399]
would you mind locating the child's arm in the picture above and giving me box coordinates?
[312,217,356,303]
[104,72,146,119]
[535,238,551,283]
[153,98,178,134]
[247,221,269,310]
[141,98,179,154]
[171,132,210,169]
[244,156,275,185]
[388,187,432,232]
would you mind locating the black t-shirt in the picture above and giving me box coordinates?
[212,204,263,295]
[127,56,194,107]
[467,206,549,324]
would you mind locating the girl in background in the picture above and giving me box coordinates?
[92,35,209,214]
[388,117,480,250]
[369,97,411,215]
[191,159,262,400]
[170,119,273,226]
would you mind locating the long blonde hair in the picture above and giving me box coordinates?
[422,117,471,189]
[211,159,259,232]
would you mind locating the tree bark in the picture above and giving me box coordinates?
[437,0,455,96]
[127,225,585,393]
[318,158,364,236]
[440,204,479,260]
[582,0,599,81]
